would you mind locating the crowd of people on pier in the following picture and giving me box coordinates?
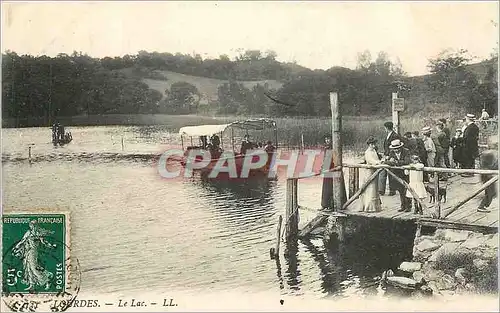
[356,111,496,215]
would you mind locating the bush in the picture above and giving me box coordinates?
[434,252,498,294]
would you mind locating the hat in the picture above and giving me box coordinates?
[389,139,404,149]
[422,126,431,134]
[384,121,394,129]
[456,129,463,133]
[366,136,378,145]
[438,118,447,123]
[466,113,475,118]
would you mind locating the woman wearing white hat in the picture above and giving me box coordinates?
[359,136,383,212]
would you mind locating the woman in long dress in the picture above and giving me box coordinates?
[359,136,383,212]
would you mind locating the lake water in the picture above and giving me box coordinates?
[2,125,415,300]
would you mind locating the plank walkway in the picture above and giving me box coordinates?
[339,173,498,231]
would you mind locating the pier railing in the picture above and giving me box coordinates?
[283,164,498,240]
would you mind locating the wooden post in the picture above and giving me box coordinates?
[231,128,235,152]
[28,146,32,163]
[275,215,283,256]
[434,173,441,218]
[330,92,347,210]
[121,136,124,151]
[301,133,305,154]
[285,178,299,239]
[354,167,360,193]
[392,92,400,134]
[348,167,356,199]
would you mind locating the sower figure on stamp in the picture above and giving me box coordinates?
[385,139,412,212]
[379,121,400,196]
[12,220,57,291]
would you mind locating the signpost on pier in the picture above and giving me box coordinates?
[392,93,404,134]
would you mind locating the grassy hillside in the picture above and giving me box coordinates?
[121,68,283,103]
[128,58,497,114]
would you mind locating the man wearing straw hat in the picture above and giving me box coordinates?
[385,139,412,212]
[462,113,480,172]
[379,121,400,196]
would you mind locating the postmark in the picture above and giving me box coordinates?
[2,211,81,312]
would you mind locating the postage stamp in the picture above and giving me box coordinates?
[2,211,80,312]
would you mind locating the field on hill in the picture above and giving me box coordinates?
[132,69,283,102]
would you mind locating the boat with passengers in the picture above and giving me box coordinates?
[178,118,278,177]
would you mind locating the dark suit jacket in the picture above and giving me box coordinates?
[463,122,480,157]
[415,138,427,165]
[386,147,411,180]
[383,131,401,156]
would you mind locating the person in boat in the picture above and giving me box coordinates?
[210,134,221,148]
[199,136,208,149]
[58,123,65,141]
[209,134,222,158]
[51,123,58,143]
[264,140,276,153]
[64,132,72,143]
[240,134,256,155]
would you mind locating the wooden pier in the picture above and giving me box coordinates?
[280,91,499,244]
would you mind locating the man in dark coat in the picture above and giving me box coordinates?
[462,114,480,170]
[477,149,498,212]
[412,131,429,182]
[379,121,401,196]
[385,139,412,212]
[403,132,417,156]
[439,118,452,168]
[450,129,464,168]
[321,135,334,210]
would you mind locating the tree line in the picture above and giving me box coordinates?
[2,49,497,125]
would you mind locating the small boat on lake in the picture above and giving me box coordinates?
[178,118,278,178]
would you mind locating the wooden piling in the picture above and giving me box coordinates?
[348,167,356,198]
[434,173,440,218]
[330,92,347,210]
[121,136,124,151]
[275,215,283,256]
[285,178,299,239]
[28,146,32,163]
[301,133,305,153]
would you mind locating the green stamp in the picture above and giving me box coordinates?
[2,212,70,295]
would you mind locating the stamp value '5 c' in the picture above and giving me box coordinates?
[2,212,70,295]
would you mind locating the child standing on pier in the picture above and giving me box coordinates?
[405,155,427,215]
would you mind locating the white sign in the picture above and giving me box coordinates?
[392,98,405,112]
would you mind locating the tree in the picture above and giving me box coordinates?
[165,81,200,114]
[425,49,477,106]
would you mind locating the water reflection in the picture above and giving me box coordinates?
[283,240,301,291]
[302,239,345,295]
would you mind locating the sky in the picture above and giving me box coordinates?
[1,1,498,76]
